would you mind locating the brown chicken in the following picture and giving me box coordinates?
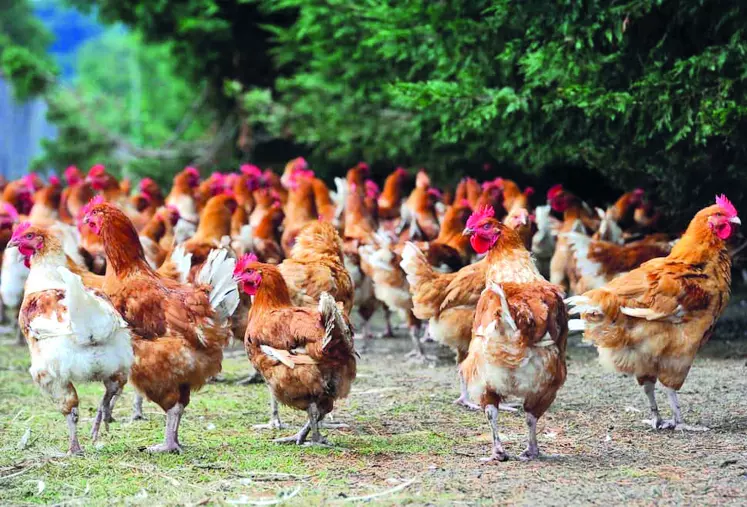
[278,221,354,315]
[165,166,201,226]
[81,200,239,452]
[461,205,568,461]
[281,172,317,256]
[377,167,409,220]
[567,195,738,432]
[235,257,357,445]
[566,232,673,293]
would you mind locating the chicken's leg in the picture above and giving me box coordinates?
[405,324,434,362]
[453,371,481,411]
[641,381,663,430]
[66,407,83,456]
[662,388,710,432]
[273,420,311,445]
[253,389,287,430]
[378,308,395,338]
[481,404,508,462]
[146,402,184,453]
[91,377,124,442]
[60,383,83,455]
[131,394,145,421]
[519,412,540,461]
[307,403,330,445]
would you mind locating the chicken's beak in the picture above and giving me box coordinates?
[462,227,474,236]
[730,216,741,225]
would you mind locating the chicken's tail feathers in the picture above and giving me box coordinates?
[319,292,354,352]
[400,241,434,290]
[198,248,240,322]
[57,266,128,345]
[169,245,193,284]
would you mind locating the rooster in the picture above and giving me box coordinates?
[461,205,568,461]
[81,199,239,452]
[235,256,357,445]
[11,223,133,454]
[567,195,738,432]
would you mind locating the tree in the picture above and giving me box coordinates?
[248,0,747,225]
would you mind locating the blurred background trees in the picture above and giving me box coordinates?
[2,0,747,226]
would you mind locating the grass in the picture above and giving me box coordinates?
[2,318,747,505]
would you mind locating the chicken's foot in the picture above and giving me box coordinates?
[519,412,540,461]
[273,421,311,445]
[131,394,146,421]
[146,403,184,453]
[91,378,122,442]
[481,404,508,463]
[306,403,330,446]
[641,381,663,430]
[660,388,710,432]
[66,407,83,456]
[253,391,287,430]
[405,326,435,363]
[235,370,264,386]
[453,372,481,411]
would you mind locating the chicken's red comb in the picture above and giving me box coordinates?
[49,175,61,186]
[240,164,262,178]
[716,194,738,218]
[65,165,80,179]
[547,184,564,199]
[11,221,32,243]
[185,166,199,177]
[139,177,155,190]
[293,157,309,170]
[365,180,380,198]
[395,167,407,176]
[234,252,259,275]
[22,174,36,190]
[633,188,645,196]
[81,195,105,217]
[458,199,471,208]
[466,205,495,230]
[2,203,19,221]
[357,161,369,171]
[166,204,180,217]
[524,186,535,197]
[427,187,442,199]
[89,164,106,176]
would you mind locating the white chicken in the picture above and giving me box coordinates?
[11,222,133,455]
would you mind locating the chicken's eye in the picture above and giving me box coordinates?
[25,233,33,239]
[482,223,490,229]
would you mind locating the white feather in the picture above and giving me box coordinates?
[1,246,29,308]
[197,248,239,321]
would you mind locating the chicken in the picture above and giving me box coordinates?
[81,200,239,452]
[250,201,285,264]
[234,257,357,445]
[566,195,738,432]
[461,205,567,461]
[2,177,34,216]
[401,242,487,408]
[417,199,473,271]
[278,221,354,315]
[59,166,95,225]
[503,207,534,250]
[547,184,599,291]
[86,164,127,206]
[566,232,673,293]
[606,188,645,230]
[377,167,409,221]
[181,194,238,274]
[28,177,62,225]
[401,171,439,241]
[359,237,426,361]
[281,171,317,256]
[530,205,559,279]
[140,206,181,269]
[11,223,133,454]
[0,204,21,327]
[165,166,201,242]
[455,177,482,209]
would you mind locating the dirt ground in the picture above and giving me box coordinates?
[1,309,747,505]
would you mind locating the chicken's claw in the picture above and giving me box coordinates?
[453,396,481,411]
[145,442,183,453]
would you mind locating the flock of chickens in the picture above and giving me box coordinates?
[0,159,739,462]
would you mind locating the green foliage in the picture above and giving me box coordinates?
[0,0,57,99]
[251,0,747,224]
